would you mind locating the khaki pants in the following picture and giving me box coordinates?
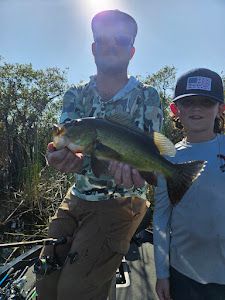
[36,189,147,300]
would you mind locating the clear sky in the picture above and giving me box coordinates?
[1,0,225,84]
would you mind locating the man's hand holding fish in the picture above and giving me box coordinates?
[108,161,145,189]
[46,142,84,173]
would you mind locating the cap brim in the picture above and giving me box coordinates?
[173,93,224,103]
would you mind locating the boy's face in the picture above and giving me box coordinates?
[174,96,223,135]
[92,21,135,74]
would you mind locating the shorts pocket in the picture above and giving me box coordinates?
[86,239,123,286]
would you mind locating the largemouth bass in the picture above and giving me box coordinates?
[52,115,205,204]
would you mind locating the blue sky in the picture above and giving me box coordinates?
[1,0,225,85]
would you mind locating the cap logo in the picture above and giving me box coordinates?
[186,76,212,91]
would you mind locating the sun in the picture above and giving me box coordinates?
[82,0,122,15]
[77,0,125,39]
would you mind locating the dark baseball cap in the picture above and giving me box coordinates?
[91,10,138,42]
[173,68,224,103]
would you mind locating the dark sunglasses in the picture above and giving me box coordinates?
[95,35,133,47]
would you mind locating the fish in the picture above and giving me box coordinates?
[52,114,206,204]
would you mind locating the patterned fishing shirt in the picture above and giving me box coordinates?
[60,75,163,201]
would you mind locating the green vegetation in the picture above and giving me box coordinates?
[0,58,70,261]
[0,58,224,263]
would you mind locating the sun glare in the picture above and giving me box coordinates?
[76,0,125,42]
[81,0,122,17]
[86,0,119,13]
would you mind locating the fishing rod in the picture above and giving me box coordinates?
[0,237,66,248]
[0,267,14,287]
[0,237,66,299]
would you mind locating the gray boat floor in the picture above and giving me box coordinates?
[116,242,158,300]
[0,243,158,299]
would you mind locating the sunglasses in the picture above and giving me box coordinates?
[94,35,133,47]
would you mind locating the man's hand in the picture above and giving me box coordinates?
[46,142,84,173]
[156,278,171,300]
[108,161,145,189]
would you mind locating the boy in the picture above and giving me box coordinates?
[153,68,225,300]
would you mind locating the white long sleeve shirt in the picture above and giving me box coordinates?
[153,134,225,284]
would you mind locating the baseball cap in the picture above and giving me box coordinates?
[91,10,138,43]
[173,68,224,103]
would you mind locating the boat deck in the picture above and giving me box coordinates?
[0,240,158,299]
[116,242,158,300]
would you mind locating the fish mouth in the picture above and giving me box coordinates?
[67,143,85,154]
[53,136,69,150]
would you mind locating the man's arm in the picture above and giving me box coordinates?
[143,86,163,133]
[46,87,90,174]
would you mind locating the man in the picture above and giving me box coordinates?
[36,9,163,300]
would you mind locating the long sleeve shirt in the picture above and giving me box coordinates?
[153,134,225,284]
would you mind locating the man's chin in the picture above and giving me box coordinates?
[102,68,122,75]
[98,64,127,75]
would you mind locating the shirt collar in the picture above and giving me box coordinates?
[89,75,139,101]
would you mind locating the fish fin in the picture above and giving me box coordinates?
[153,132,176,157]
[91,156,109,178]
[166,160,206,205]
[105,113,144,134]
[140,171,157,186]
[94,142,122,161]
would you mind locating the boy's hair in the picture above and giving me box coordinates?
[172,113,225,133]
[91,10,138,44]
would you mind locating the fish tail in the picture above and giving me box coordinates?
[167,160,206,205]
